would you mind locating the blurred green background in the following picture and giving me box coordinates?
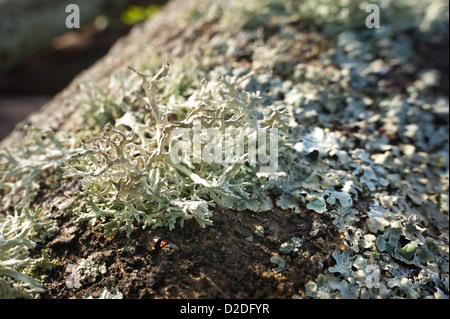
[0,0,166,140]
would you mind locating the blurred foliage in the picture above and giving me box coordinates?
[120,4,160,25]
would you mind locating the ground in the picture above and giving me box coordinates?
[39,180,344,299]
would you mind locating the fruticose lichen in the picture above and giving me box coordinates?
[62,62,287,236]
[0,205,57,298]
[0,127,76,210]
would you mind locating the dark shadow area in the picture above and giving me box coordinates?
[0,0,167,141]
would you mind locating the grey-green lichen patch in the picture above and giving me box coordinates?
[279,237,303,255]
[84,288,123,299]
[270,255,288,274]
[254,225,265,238]
[306,214,449,299]
[203,0,448,299]
[62,62,288,236]
[0,205,58,298]
[0,127,77,210]
[65,255,107,289]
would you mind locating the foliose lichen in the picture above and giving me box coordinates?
[65,255,107,289]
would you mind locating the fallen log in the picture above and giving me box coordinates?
[0,0,448,300]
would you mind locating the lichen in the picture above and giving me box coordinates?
[84,288,123,299]
[62,62,287,236]
[279,237,302,255]
[0,205,57,298]
[0,127,76,210]
[270,255,288,274]
[65,255,107,289]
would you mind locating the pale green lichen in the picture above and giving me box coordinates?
[279,237,302,255]
[270,255,288,274]
[62,63,286,236]
[84,288,123,299]
[65,255,107,289]
[0,205,57,298]
[0,127,76,210]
